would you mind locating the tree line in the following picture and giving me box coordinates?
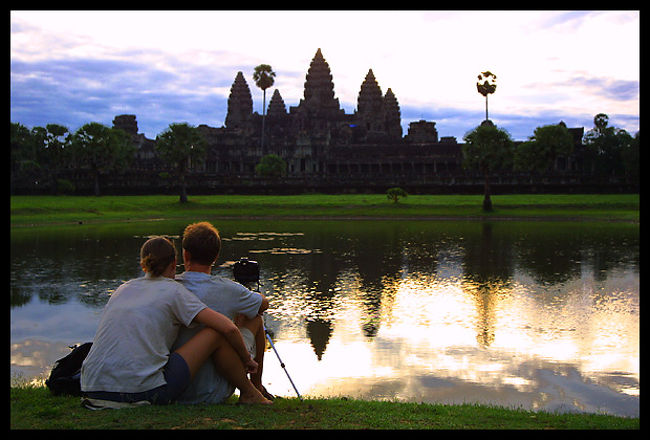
[11,113,639,205]
[462,114,639,211]
[9,120,286,202]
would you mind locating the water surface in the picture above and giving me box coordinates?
[10,219,639,416]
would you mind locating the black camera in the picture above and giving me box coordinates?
[233,257,260,285]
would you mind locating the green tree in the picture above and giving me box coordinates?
[10,122,40,191]
[583,113,633,179]
[514,123,574,174]
[31,124,71,193]
[70,122,135,196]
[155,123,206,203]
[255,153,286,178]
[621,131,639,183]
[462,121,514,212]
[253,64,276,151]
[386,187,408,203]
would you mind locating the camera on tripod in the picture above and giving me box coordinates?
[233,257,260,285]
[231,257,303,400]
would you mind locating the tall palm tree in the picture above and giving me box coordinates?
[253,64,276,151]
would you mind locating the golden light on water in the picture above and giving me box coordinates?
[379,277,477,348]
[263,267,639,410]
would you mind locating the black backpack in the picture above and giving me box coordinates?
[45,342,92,396]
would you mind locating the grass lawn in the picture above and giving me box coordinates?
[10,385,639,430]
[10,193,639,226]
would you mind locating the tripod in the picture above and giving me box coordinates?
[233,260,302,401]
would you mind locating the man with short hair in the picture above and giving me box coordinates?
[171,221,273,404]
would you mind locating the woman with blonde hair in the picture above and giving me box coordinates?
[80,236,271,408]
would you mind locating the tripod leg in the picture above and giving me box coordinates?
[265,329,302,401]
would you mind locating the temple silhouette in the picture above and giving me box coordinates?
[106,48,616,194]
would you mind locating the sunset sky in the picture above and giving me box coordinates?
[10,10,639,141]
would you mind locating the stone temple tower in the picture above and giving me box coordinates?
[267,89,288,119]
[225,71,253,129]
[218,49,403,149]
[356,69,403,141]
[298,48,343,118]
[357,69,384,132]
[383,88,402,139]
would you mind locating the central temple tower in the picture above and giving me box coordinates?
[297,48,344,118]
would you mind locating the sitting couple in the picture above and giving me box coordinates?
[80,221,274,408]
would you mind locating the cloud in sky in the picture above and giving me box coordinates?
[10,10,639,141]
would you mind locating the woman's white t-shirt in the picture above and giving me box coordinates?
[81,274,207,393]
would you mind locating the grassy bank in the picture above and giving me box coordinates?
[10,194,639,226]
[10,385,638,430]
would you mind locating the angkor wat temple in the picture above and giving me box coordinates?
[101,49,622,194]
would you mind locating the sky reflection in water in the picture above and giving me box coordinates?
[10,220,639,416]
[260,264,638,416]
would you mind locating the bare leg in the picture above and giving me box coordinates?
[234,314,272,398]
[251,322,266,388]
[174,327,271,404]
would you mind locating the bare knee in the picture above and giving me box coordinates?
[175,328,225,378]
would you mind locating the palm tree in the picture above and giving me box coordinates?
[476,71,497,122]
[253,64,276,151]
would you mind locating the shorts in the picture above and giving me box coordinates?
[82,352,191,406]
[173,327,257,406]
[240,327,256,356]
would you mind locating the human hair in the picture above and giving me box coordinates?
[140,236,177,277]
[182,221,221,266]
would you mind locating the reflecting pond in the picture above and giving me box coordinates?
[10,219,639,417]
